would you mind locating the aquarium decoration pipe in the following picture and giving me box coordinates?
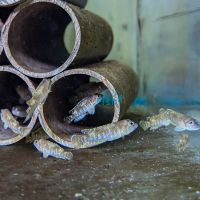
[0,66,38,145]
[39,60,139,148]
[2,0,113,78]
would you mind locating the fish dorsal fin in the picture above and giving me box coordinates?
[159,108,165,114]
[81,123,114,135]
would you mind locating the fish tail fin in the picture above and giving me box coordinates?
[23,114,30,124]
[71,135,86,149]
[64,115,74,124]
[63,151,73,160]
[139,120,150,131]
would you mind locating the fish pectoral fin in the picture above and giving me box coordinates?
[159,108,165,114]
[88,107,95,115]
[23,115,30,124]
[174,126,185,132]
[150,126,159,131]
[74,114,86,123]
[3,123,8,129]
[43,152,49,158]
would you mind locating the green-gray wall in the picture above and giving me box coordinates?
[86,0,200,106]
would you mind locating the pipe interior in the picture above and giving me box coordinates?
[43,75,115,139]
[8,2,75,73]
[0,72,32,140]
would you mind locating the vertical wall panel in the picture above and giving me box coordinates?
[139,0,200,105]
[87,0,200,106]
[86,0,138,73]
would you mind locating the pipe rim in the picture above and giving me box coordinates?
[39,69,121,148]
[0,66,37,145]
[2,0,81,78]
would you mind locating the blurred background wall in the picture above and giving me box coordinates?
[86,0,200,107]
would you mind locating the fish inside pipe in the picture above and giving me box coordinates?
[1,109,26,135]
[69,82,106,103]
[12,105,27,118]
[139,108,200,132]
[15,85,32,104]
[71,119,138,149]
[33,139,73,160]
[65,94,103,124]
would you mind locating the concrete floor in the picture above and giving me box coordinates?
[0,109,200,200]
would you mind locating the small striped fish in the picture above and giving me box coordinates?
[34,139,73,160]
[25,128,49,143]
[177,133,189,152]
[69,82,106,103]
[24,79,51,123]
[12,105,27,118]
[1,109,25,135]
[71,119,138,149]
[65,94,103,123]
[140,108,200,132]
[16,85,32,104]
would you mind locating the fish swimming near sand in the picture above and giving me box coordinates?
[177,133,190,152]
[24,79,51,123]
[139,108,200,132]
[33,139,73,160]
[65,94,103,123]
[71,119,138,149]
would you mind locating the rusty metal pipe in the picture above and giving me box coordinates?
[0,66,38,145]
[39,60,139,148]
[2,0,113,78]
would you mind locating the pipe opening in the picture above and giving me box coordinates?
[8,2,76,74]
[43,75,116,140]
[0,71,32,140]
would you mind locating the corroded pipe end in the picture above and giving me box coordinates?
[39,69,119,147]
[2,0,113,78]
[39,61,138,148]
[0,66,37,145]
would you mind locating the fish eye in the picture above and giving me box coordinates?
[130,122,134,125]
[189,121,193,125]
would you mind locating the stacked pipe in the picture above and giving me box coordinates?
[0,0,139,147]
